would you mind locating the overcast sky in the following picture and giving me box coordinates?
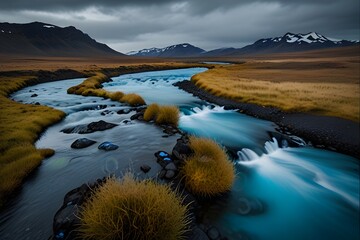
[0,0,359,53]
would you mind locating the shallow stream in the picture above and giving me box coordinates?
[0,68,358,240]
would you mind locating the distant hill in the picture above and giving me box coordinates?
[0,22,124,57]
[203,32,359,57]
[127,43,205,57]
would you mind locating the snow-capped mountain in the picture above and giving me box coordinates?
[127,43,205,57]
[202,32,358,57]
[226,32,358,56]
[0,22,123,57]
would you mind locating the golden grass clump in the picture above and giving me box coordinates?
[79,175,189,240]
[121,93,146,106]
[143,103,160,121]
[143,104,180,126]
[156,106,180,126]
[109,91,125,101]
[182,137,235,196]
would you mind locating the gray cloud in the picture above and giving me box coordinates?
[0,0,358,53]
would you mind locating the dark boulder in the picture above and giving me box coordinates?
[98,141,119,151]
[140,164,151,173]
[117,108,136,115]
[165,170,176,179]
[130,112,144,121]
[53,204,80,240]
[30,94,38,97]
[70,138,96,149]
[61,120,118,134]
[172,140,193,161]
[87,120,117,132]
[207,227,220,240]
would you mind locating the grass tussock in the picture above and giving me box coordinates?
[143,104,180,126]
[192,62,360,122]
[182,137,235,196]
[143,103,160,121]
[79,175,189,240]
[0,76,64,207]
[120,93,146,106]
[68,72,146,106]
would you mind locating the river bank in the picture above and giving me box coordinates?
[175,80,360,159]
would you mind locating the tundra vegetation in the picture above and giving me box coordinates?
[192,60,359,122]
[0,76,65,207]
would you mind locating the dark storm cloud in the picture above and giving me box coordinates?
[0,0,348,12]
[0,0,358,52]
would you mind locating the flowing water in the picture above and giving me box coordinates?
[1,68,358,240]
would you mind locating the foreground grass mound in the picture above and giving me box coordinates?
[143,103,180,126]
[80,175,188,240]
[67,72,145,106]
[0,76,64,208]
[182,137,235,196]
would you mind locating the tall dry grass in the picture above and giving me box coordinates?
[79,175,189,240]
[0,76,64,207]
[143,104,180,126]
[181,137,235,196]
[192,62,360,121]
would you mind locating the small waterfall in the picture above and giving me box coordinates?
[237,148,260,161]
[265,137,280,153]
[237,137,280,161]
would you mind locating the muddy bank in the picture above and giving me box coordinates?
[174,80,360,159]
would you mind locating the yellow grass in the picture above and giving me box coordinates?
[80,175,189,240]
[0,76,64,207]
[120,93,146,106]
[143,104,180,126]
[182,137,235,196]
[192,60,360,122]
[68,72,146,106]
[143,103,160,121]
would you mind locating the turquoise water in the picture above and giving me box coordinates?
[2,68,359,240]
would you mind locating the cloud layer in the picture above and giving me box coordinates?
[0,0,358,53]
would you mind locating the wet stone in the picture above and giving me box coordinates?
[140,164,151,173]
[98,142,119,151]
[71,138,96,149]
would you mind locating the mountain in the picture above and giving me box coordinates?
[204,32,359,57]
[127,43,205,57]
[0,22,123,57]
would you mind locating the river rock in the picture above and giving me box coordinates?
[30,94,38,97]
[98,141,119,151]
[130,112,144,120]
[61,120,118,134]
[140,164,151,173]
[165,162,177,171]
[172,140,193,162]
[154,151,172,168]
[70,138,96,149]
[117,108,136,115]
[53,204,80,240]
[165,170,176,179]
